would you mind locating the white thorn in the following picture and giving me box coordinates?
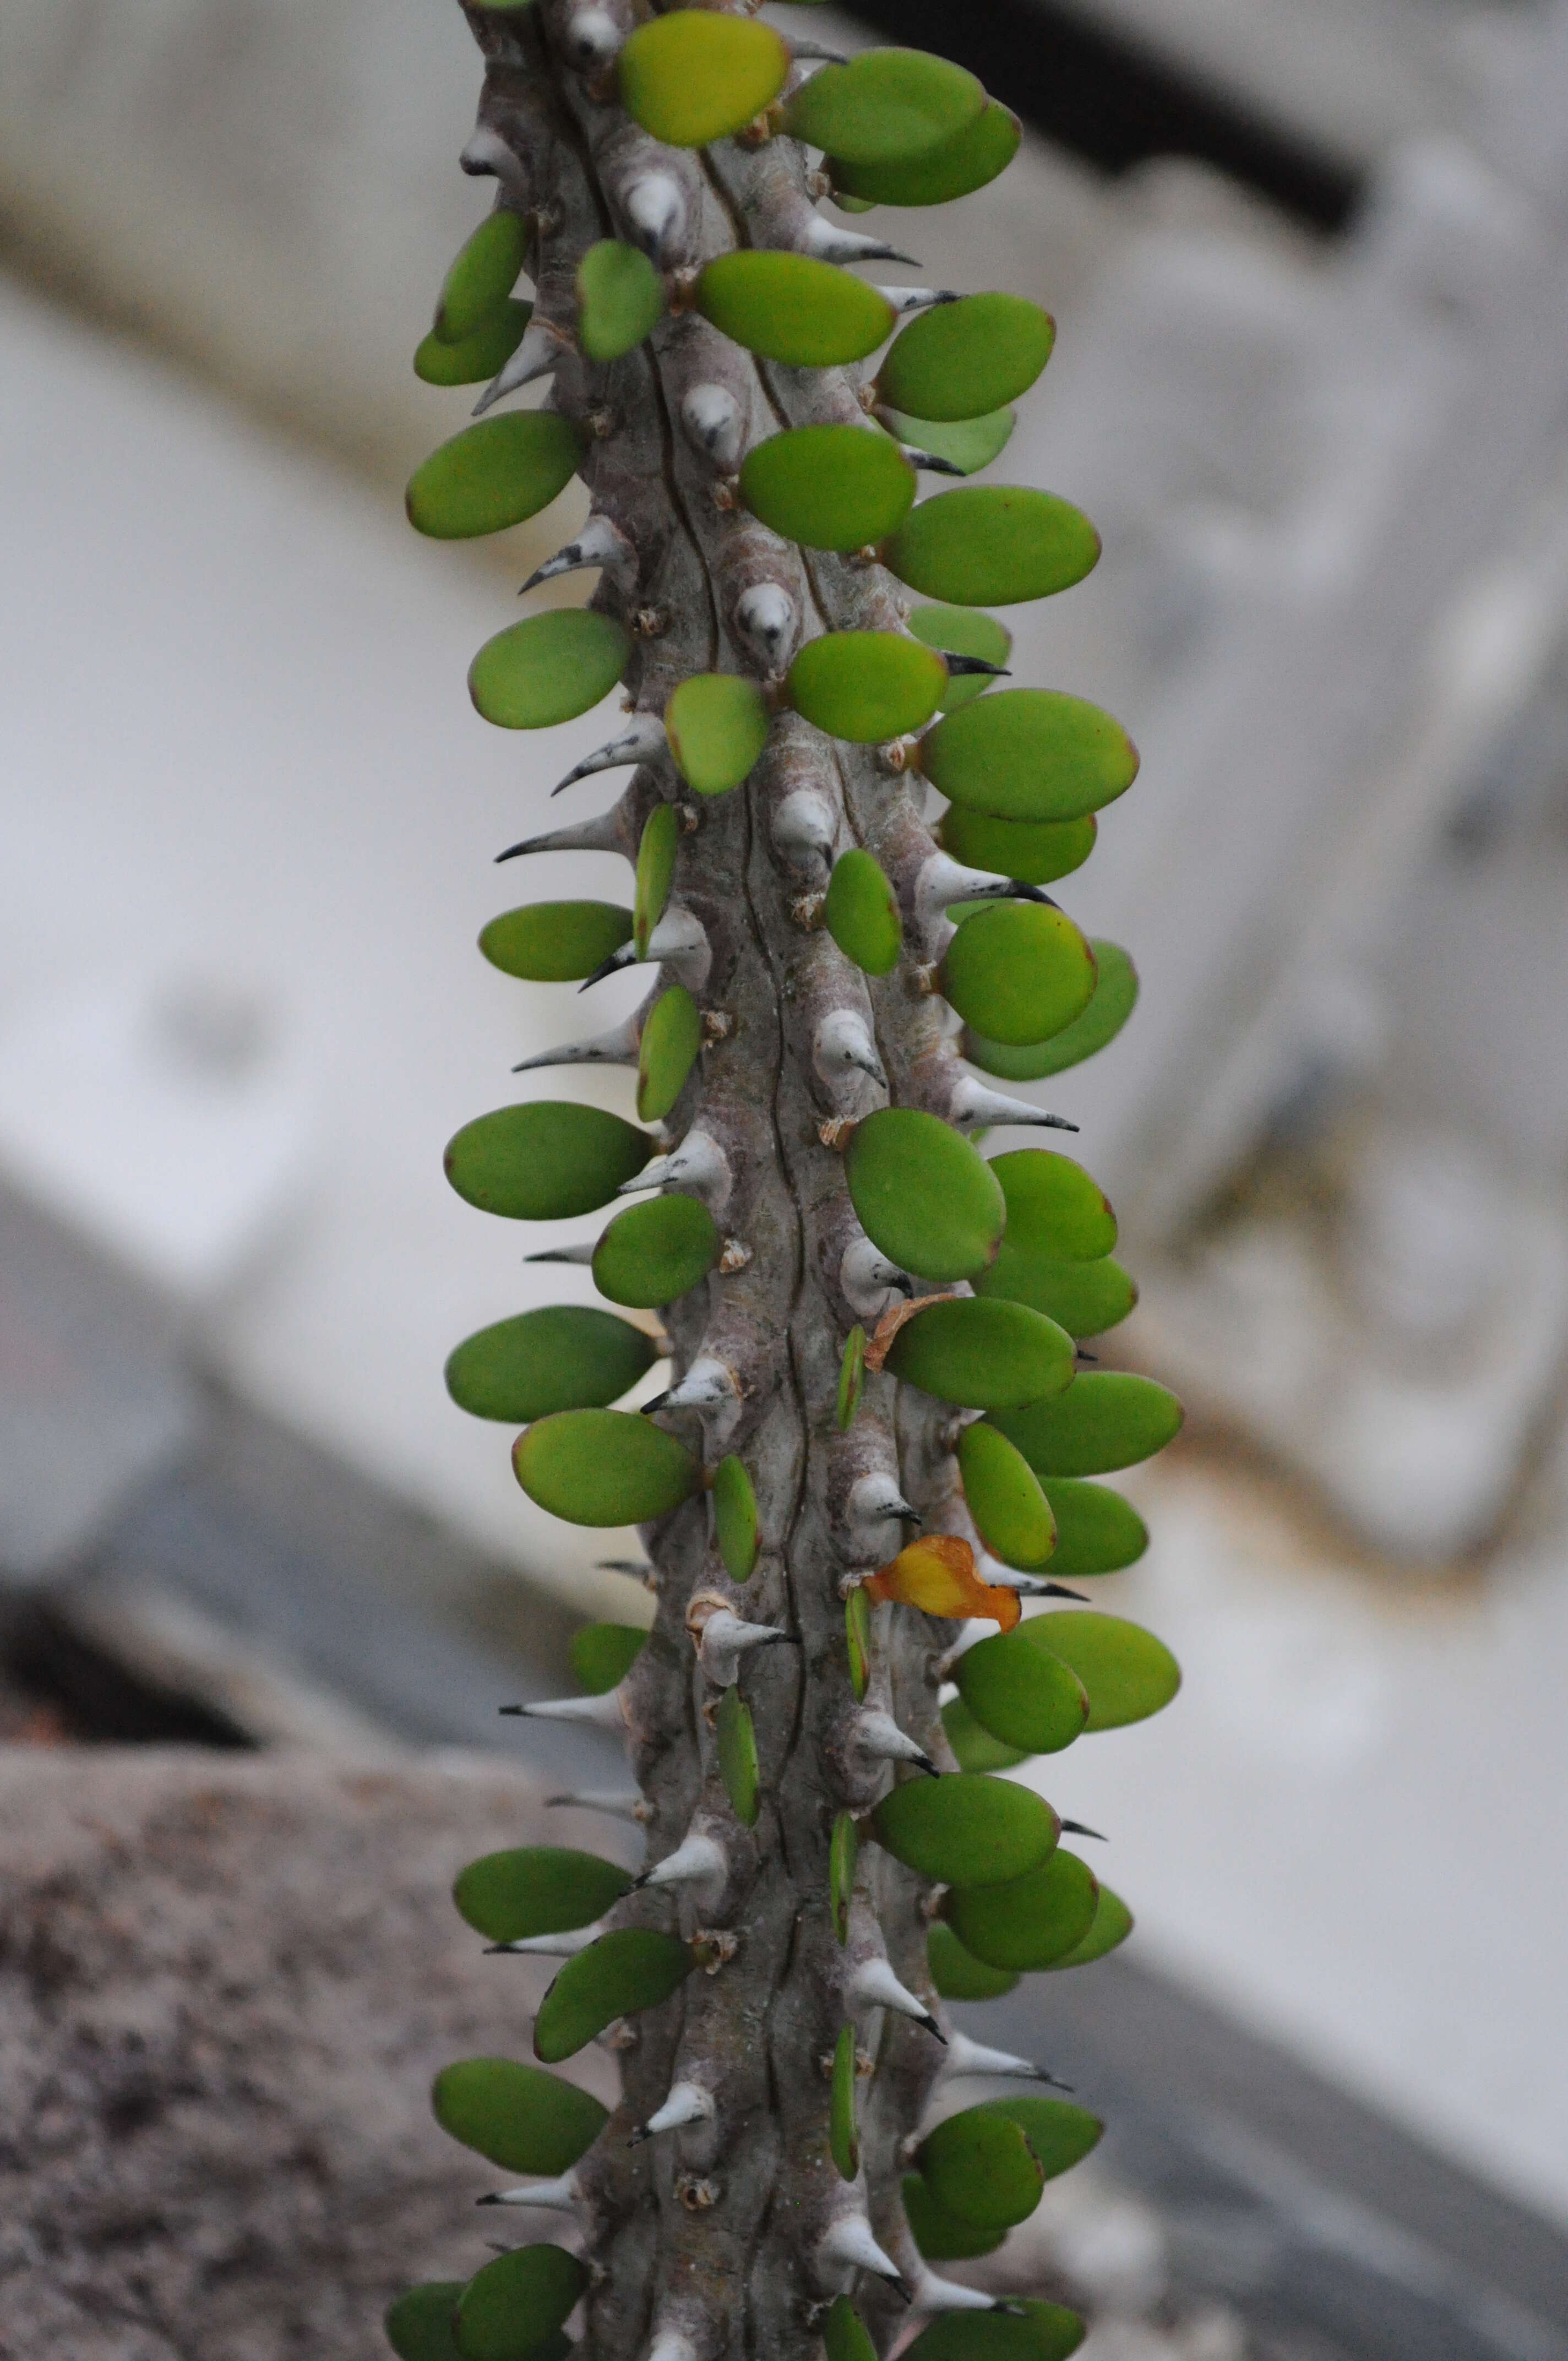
[525,1241,597,1265]
[687,1592,796,1687]
[488,1918,609,1957]
[504,1689,626,1728]
[771,787,837,863]
[734,581,798,669]
[497,808,629,863]
[940,2029,1054,2082]
[911,2270,1004,2316]
[804,216,918,268]
[635,1827,727,1896]
[850,1955,944,2040]
[948,1077,1079,1134]
[647,2334,698,2361]
[552,714,668,796]
[521,513,638,596]
[472,319,565,417]
[561,4,623,68]
[875,285,960,316]
[787,35,849,61]
[680,383,745,472]
[855,1707,937,1777]
[848,1470,919,1530]
[623,172,686,266]
[663,1356,739,1415]
[460,127,527,191]
[820,2213,907,2289]
[814,1009,886,1094]
[914,853,1044,929]
[631,905,710,989]
[514,1014,643,1074]
[616,1128,731,1207]
[546,1786,647,1821]
[840,1237,914,1320]
[633,2080,716,2142]
[478,2170,581,2210]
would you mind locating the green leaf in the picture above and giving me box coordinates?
[989,1149,1117,1263]
[479,900,633,983]
[954,1630,1087,1754]
[824,2297,879,2361]
[452,1848,630,1945]
[618,9,788,146]
[845,1585,872,1702]
[666,674,770,797]
[830,2022,860,2180]
[445,1102,652,1221]
[787,631,947,743]
[922,689,1137,823]
[741,424,915,553]
[948,1850,1098,1971]
[967,941,1138,1080]
[716,1684,760,1826]
[957,1422,1055,1569]
[917,2107,1045,2229]
[906,600,1012,711]
[1021,1611,1180,1731]
[976,1252,1135,1339]
[533,1927,695,2061]
[435,210,529,345]
[824,849,903,976]
[696,252,896,367]
[576,240,665,362]
[830,1809,858,1943]
[386,2283,465,2361]
[903,2302,1086,2361]
[837,1325,867,1430]
[940,902,1097,1047]
[940,1694,1026,1774]
[431,2056,609,2173]
[784,48,984,165]
[1042,1880,1133,1971]
[902,2171,1006,2261]
[592,1192,720,1309]
[407,413,583,542]
[634,803,679,960]
[445,1305,657,1424]
[927,1919,1019,2000]
[878,293,1054,423]
[991,1373,1184,1476]
[1039,1480,1147,1576]
[831,98,1021,205]
[570,1622,648,1693]
[885,409,1015,489]
[470,611,630,730]
[872,1771,1058,1887]
[886,487,1099,608]
[416,300,531,388]
[885,1298,1075,1411]
[938,806,1096,885]
[513,1409,701,1526]
[637,986,702,1124]
[975,2095,1103,2182]
[454,2245,587,2361]
[712,1452,759,1582]
[845,1107,1005,1284]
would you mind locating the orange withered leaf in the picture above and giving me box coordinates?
[863,1533,1021,1631]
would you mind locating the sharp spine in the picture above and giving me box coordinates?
[875,286,960,315]
[814,1008,887,1092]
[819,2213,909,2293]
[499,1689,625,1728]
[629,2080,715,2144]
[616,1128,731,1206]
[687,1591,797,1685]
[513,1013,642,1074]
[915,853,1049,926]
[546,1787,647,1821]
[948,1076,1079,1133]
[854,1707,937,1776]
[473,319,565,416]
[840,1236,915,1319]
[680,384,745,471]
[940,2030,1071,2086]
[486,1918,607,1957]
[850,1955,945,2041]
[525,1242,597,1265]
[804,216,918,268]
[848,1470,921,1529]
[1060,1818,1107,1841]
[633,1827,727,1894]
[552,714,668,795]
[496,808,630,863]
[520,513,637,596]
[911,2271,1008,2316]
[771,787,837,864]
[477,2170,580,2209]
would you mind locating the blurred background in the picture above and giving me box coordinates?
[3,0,1568,2353]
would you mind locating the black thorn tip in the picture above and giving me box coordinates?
[498,1703,526,1715]
[494,840,532,863]
[1005,880,1054,904]
[1075,1349,1098,1363]
[627,2126,652,2147]
[921,2014,948,2046]
[476,2193,503,2205]
[1041,1581,1090,1601]
[638,1390,671,1417]
[579,949,631,991]
[915,1753,939,1777]
[914,451,965,477]
[1060,1819,1107,1841]
[942,654,1010,678]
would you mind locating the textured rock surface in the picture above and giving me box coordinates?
[0,1746,620,2360]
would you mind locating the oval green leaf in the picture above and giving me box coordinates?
[712,1452,759,1582]
[830,1808,858,1943]
[454,2244,587,2361]
[695,252,896,367]
[832,97,1021,206]
[386,2283,465,2361]
[904,2301,1087,2361]
[969,940,1138,1080]
[618,9,788,146]
[480,900,633,983]
[940,902,1097,1047]
[976,2094,1103,2182]
[824,848,902,976]
[837,1324,867,1430]
[637,985,702,1124]
[824,2296,878,2361]
[923,689,1137,823]
[872,1771,1058,1887]
[885,1298,1075,1411]
[988,1253,1136,1338]
[445,1102,652,1221]
[571,1622,647,1693]
[452,1848,630,1945]
[470,610,630,731]
[416,300,531,388]
[902,2170,1006,2261]
[957,1421,1055,1570]
[407,412,583,542]
[989,1149,1117,1262]
[941,1694,1026,1774]
[716,1683,760,1827]
[435,210,529,345]
[533,1926,695,2061]
[928,1919,1019,2000]
[514,1409,701,1526]
[1021,1611,1180,1731]
[938,806,1096,885]
[845,1584,872,1702]
[592,1192,720,1309]
[947,1848,1098,1971]
[886,486,1099,608]
[879,293,1054,423]
[577,239,665,362]
[432,2055,609,2173]
[742,423,915,553]
[991,1373,1183,1476]
[1042,1880,1134,1971]
[830,2021,860,2181]
[785,48,984,165]
[635,803,679,960]
[917,2107,1045,2230]
[1040,1480,1148,1576]
[844,1106,1005,1284]
[906,600,1012,710]
[445,1305,657,1424]
[955,1630,1087,1754]
[666,673,770,797]
[787,631,946,743]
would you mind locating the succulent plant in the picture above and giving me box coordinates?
[393,9,1185,2360]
